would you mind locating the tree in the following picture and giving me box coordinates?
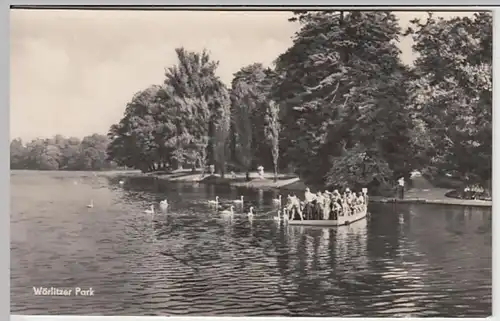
[230,63,274,180]
[230,91,253,180]
[107,85,171,172]
[272,11,414,190]
[11,134,115,171]
[212,87,232,178]
[106,48,232,175]
[265,100,281,182]
[59,137,82,170]
[325,144,393,190]
[164,48,219,171]
[23,139,60,170]
[406,12,492,186]
[231,63,274,172]
[76,134,111,170]
[107,83,192,172]
[10,138,26,169]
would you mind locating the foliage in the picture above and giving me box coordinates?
[272,11,415,189]
[406,12,492,185]
[212,86,232,177]
[76,10,491,194]
[230,63,276,175]
[165,48,222,169]
[10,134,116,171]
[264,100,281,182]
[325,144,392,190]
[107,47,230,173]
[106,85,172,172]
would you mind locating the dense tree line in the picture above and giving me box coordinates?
[107,11,492,190]
[406,12,492,189]
[10,134,117,171]
[15,11,490,192]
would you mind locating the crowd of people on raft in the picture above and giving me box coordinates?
[284,187,368,221]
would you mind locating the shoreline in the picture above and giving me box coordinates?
[116,170,493,208]
[368,196,492,207]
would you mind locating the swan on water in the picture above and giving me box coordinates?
[144,205,155,214]
[220,205,234,216]
[233,196,244,204]
[119,180,125,185]
[282,208,289,221]
[208,196,219,206]
[87,200,94,208]
[272,195,282,206]
[273,210,281,221]
[247,206,254,217]
[159,199,168,211]
[274,208,288,222]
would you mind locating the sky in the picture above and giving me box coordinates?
[10,9,476,142]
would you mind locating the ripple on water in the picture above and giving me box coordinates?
[10,173,492,317]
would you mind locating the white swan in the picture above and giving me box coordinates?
[144,205,155,214]
[273,210,281,221]
[274,208,288,222]
[233,196,244,205]
[208,196,219,206]
[247,206,254,217]
[282,208,289,221]
[159,199,168,211]
[272,195,282,206]
[220,205,234,216]
[119,180,125,185]
[86,200,94,208]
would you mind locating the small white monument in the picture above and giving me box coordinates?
[257,165,264,179]
[397,177,405,199]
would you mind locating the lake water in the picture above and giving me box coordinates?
[10,170,492,317]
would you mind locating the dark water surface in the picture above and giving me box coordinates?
[10,171,492,317]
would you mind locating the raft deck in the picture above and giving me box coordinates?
[287,205,368,227]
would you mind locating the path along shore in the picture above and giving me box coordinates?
[119,169,492,208]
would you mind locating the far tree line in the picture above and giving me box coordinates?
[10,134,117,171]
[11,11,492,193]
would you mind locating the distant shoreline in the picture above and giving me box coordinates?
[368,196,492,208]
[11,169,492,208]
[10,169,141,174]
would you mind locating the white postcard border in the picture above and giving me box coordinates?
[4,2,498,321]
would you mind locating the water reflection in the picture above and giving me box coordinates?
[10,172,492,317]
[257,189,264,207]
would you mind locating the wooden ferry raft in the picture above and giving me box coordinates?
[287,204,368,226]
[286,188,369,227]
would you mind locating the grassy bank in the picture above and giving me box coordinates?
[126,168,306,192]
[369,196,492,207]
[371,175,492,208]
